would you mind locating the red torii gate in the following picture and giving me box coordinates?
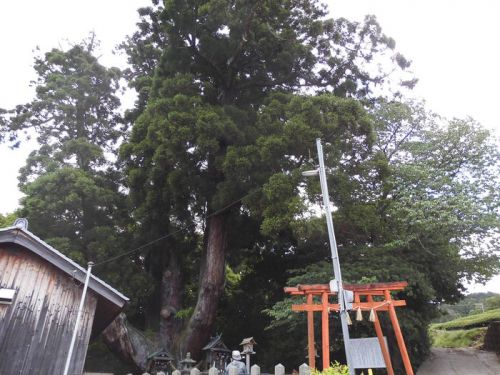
[284,281,414,375]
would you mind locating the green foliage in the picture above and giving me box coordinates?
[485,295,500,310]
[431,308,500,330]
[0,213,17,228]
[175,307,195,320]
[122,76,375,336]
[430,327,487,348]
[125,0,413,105]
[311,362,349,375]
[10,36,122,245]
[117,2,415,358]
[429,304,494,350]
[0,108,14,144]
[118,3,166,123]
[429,308,499,350]
[4,35,151,317]
[265,100,500,370]
[9,37,121,155]
[3,1,497,372]
[371,101,500,288]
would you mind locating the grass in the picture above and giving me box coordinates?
[430,327,487,348]
[428,307,500,349]
[431,308,500,330]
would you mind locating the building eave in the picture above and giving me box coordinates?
[0,226,128,309]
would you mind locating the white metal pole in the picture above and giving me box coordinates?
[315,138,354,375]
[63,261,94,375]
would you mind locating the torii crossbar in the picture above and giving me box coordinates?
[284,281,414,375]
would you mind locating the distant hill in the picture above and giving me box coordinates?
[434,292,500,323]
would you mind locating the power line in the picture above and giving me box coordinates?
[93,187,261,267]
[93,226,189,267]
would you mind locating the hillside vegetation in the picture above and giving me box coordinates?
[430,308,500,348]
[434,292,500,323]
[433,308,500,330]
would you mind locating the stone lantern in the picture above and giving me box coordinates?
[239,337,257,374]
[147,349,175,375]
[180,352,197,375]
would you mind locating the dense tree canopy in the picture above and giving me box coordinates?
[3,37,150,311]
[12,38,122,254]
[116,0,418,368]
[264,100,500,368]
[1,1,498,374]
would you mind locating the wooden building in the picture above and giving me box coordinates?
[0,224,128,375]
[202,334,231,370]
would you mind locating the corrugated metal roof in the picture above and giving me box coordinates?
[0,226,128,308]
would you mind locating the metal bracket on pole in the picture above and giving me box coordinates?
[329,279,339,293]
[343,290,354,311]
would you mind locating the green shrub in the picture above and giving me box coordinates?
[311,362,349,375]
[430,327,487,348]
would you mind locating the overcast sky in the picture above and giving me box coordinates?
[0,0,498,292]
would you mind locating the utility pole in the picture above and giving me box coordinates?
[303,138,354,375]
[63,261,94,375]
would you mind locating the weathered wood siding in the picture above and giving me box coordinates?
[0,244,97,375]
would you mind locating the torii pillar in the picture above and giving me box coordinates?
[285,281,414,375]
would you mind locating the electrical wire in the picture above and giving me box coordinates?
[93,187,262,267]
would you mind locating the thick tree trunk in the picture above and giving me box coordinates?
[182,213,228,359]
[103,215,228,366]
[159,251,183,351]
[102,313,154,372]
